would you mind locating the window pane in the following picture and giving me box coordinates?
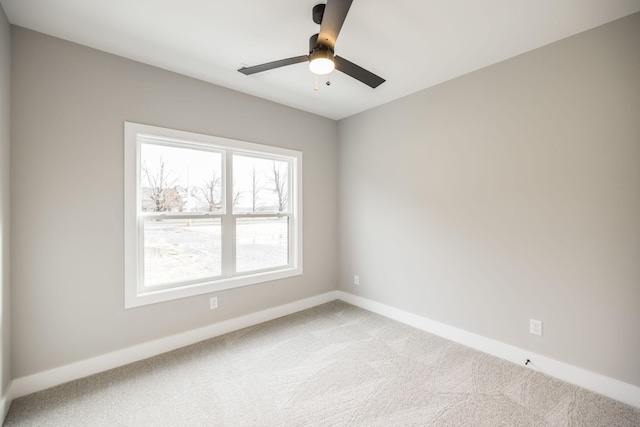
[144,218,221,286]
[140,143,223,213]
[236,217,288,273]
[233,155,289,213]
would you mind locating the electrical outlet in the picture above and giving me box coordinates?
[209,297,218,310]
[530,319,542,336]
[354,275,360,285]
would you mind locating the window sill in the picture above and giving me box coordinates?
[125,266,303,308]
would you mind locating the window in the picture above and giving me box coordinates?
[124,122,302,308]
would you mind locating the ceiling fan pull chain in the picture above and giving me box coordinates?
[314,74,319,91]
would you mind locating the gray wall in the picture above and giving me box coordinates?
[0,3,10,399]
[338,13,640,386]
[10,27,338,378]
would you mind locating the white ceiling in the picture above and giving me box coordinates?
[2,0,639,120]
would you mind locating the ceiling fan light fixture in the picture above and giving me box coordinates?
[309,48,335,75]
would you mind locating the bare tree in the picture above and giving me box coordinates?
[233,190,243,208]
[192,170,222,212]
[269,161,288,212]
[142,158,181,212]
[250,165,264,212]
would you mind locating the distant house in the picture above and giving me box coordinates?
[141,187,186,212]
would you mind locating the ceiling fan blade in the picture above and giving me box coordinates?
[334,56,385,88]
[317,0,353,50]
[238,55,309,75]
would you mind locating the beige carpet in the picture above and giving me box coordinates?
[5,301,640,426]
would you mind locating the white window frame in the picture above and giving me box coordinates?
[124,122,303,308]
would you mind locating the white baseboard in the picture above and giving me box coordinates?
[9,291,338,400]
[336,291,640,409]
[1,381,12,425]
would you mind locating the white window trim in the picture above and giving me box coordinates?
[124,122,303,308]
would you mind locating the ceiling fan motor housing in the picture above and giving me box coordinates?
[309,34,332,55]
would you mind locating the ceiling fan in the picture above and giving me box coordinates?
[238,0,385,89]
